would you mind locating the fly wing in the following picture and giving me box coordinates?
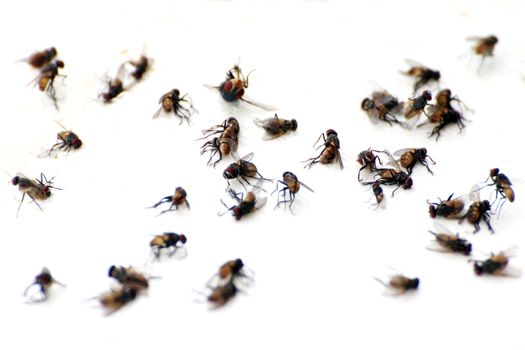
[469,184,481,203]
[240,97,278,111]
[335,148,344,170]
[254,196,267,211]
[298,181,314,193]
[431,221,456,236]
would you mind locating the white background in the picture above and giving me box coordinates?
[1,0,525,349]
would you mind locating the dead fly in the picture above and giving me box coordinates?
[356,148,389,181]
[149,232,187,260]
[199,117,240,167]
[427,222,472,255]
[218,187,267,221]
[374,273,419,295]
[28,59,65,109]
[304,129,343,169]
[108,265,149,290]
[206,280,239,307]
[428,186,476,219]
[99,64,127,103]
[148,187,190,215]
[40,121,82,157]
[207,258,253,287]
[460,198,493,234]
[125,54,150,81]
[370,181,386,209]
[391,148,435,175]
[363,153,412,196]
[96,285,140,315]
[20,47,57,68]
[403,90,432,121]
[419,107,467,141]
[402,59,440,93]
[434,89,472,112]
[152,88,196,124]
[11,173,61,216]
[223,153,272,190]
[470,248,521,277]
[484,168,515,214]
[206,63,276,110]
[361,90,405,126]
[100,77,124,103]
[254,114,297,139]
[272,171,314,211]
[24,267,65,302]
[467,35,498,71]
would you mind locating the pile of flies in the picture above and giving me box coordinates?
[153,88,196,124]
[199,117,240,167]
[39,121,82,158]
[361,89,406,127]
[218,186,267,221]
[401,59,440,94]
[304,129,343,169]
[206,62,276,110]
[223,152,272,191]
[197,259,253,308]
[28,59,66,109]
[466,35,498,72]
[417,89,470,140]
[272,171,313,213]
[482,168,515,216]
[149,232,187,261]
[24,267,65,303]
[356,148,391,181]
[469,248,521,277]
[254,114,297,139]
[374,270,419,295]
[11,172,61,216]
[362,152,413,197]
[147,187,190,215]
[428,185,493,234]
[19,47,57,69]
[427,222,472,256]
[92,264,151,316]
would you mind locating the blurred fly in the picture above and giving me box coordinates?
[467,35,498,72]
[108,265,150,290]
[375,273,419,295]
[28,59,65,109]
[402,59,440,93]
[149,232,187,260]
[254,114,297,139]
[24,267,65,302]
[403,90,432,122]
[427,222,472,255]
[20,47,57,69]
[470,248,521,277]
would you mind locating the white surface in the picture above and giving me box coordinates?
[1,1,525,349]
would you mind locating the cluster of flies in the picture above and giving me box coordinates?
[373,166,517,294]
[14,34,518,309]
[361,36,498,140]
[356,147,435,208]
